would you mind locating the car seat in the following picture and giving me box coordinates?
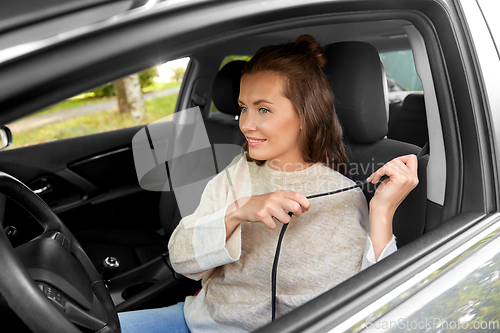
[388,92,428,147]
[323,41,429,247]
[159,60,246,238]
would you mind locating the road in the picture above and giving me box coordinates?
[7,86,180,133]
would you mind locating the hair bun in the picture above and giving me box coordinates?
[295,34,326,69]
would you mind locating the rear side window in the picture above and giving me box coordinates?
[380,50,423,91]
[6,57,190,149]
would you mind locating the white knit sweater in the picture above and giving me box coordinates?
[168,154,396,332]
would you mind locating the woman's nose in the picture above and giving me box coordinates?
[240,111,257,131]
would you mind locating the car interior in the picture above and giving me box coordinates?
[93,20,433,310]
[0,2,488,330]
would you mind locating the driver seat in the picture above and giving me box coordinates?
[323,41,429,247]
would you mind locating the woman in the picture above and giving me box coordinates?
[119,35,418,333]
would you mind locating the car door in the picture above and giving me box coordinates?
[0,44,200,276]
[0,62,191,272]
[0,124,161,248]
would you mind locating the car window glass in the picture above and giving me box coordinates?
[6,57,190,149]
[380,50,423,91]
[383,49,428,148]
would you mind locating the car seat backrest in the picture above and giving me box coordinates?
[323,41,428,247]
[388,93,428,148]
[160,60,247,240]
[325,42,389,144]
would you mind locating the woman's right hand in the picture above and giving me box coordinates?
[225,190,310,236]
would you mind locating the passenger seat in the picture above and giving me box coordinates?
[159,60,246,240]
[79,61,247,273]
[205,60,247,146]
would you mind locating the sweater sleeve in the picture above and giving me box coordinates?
[168,174,242,281]
[361,235,397,270]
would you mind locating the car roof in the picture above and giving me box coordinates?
[194,20,411,60]
[0,0,410,66]
[0,0,115,33]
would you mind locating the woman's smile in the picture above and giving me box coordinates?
[246,136,267,147]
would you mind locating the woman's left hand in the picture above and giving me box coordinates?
[366,154,419,260]
[367,154,419,217]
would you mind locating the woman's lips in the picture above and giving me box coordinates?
[247,137,266,147]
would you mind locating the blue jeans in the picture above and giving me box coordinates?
[118,302,191,333]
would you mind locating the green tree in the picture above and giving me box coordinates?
[138,67,158,88]
[171,66,186,83]
[220,55,251,68]
[114,73,146,124]
[91,67,158,97]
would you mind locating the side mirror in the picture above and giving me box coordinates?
[0,126,12,151]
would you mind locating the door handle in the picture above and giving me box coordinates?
[33,184,52,194]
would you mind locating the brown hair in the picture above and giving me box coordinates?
[241,34,349,177]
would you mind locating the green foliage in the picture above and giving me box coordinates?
[10,94,178,149]
[138,67,158,87]
[89,67,159,97]
[27,96,112,118]
[24,82,180,121]
[220,55,251,69]
[142,81,180,93]
[91,83,115,97]
[345,231,500,333]
[383,238,500,333]
[171,66,186,83]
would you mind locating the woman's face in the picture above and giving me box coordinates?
[238,72,306,171]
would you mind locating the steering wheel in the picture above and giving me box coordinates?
[0,172,120,333]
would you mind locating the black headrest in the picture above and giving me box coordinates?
[324,42,388,144]
[402,93,426,115]
[211,60,247,116]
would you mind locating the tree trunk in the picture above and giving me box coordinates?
[114,73,146,124]
[114,79,129,114]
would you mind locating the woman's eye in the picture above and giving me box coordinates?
[259,108,270,114]
[239,106,248,113]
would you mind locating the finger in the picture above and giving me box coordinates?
[281,200,303,217]
[401,154,418,176]
[372,157,419,196]
[271,207,292,224]
[368,164,390,183]
[282,191,310,211]
[368,154,416,183]
[383,158,407,177]
[261,216,277,230]
[394,155,419,188]
[383,157,418,184]
[389,154,418,175]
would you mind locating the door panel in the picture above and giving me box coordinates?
[0,125,163,247]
